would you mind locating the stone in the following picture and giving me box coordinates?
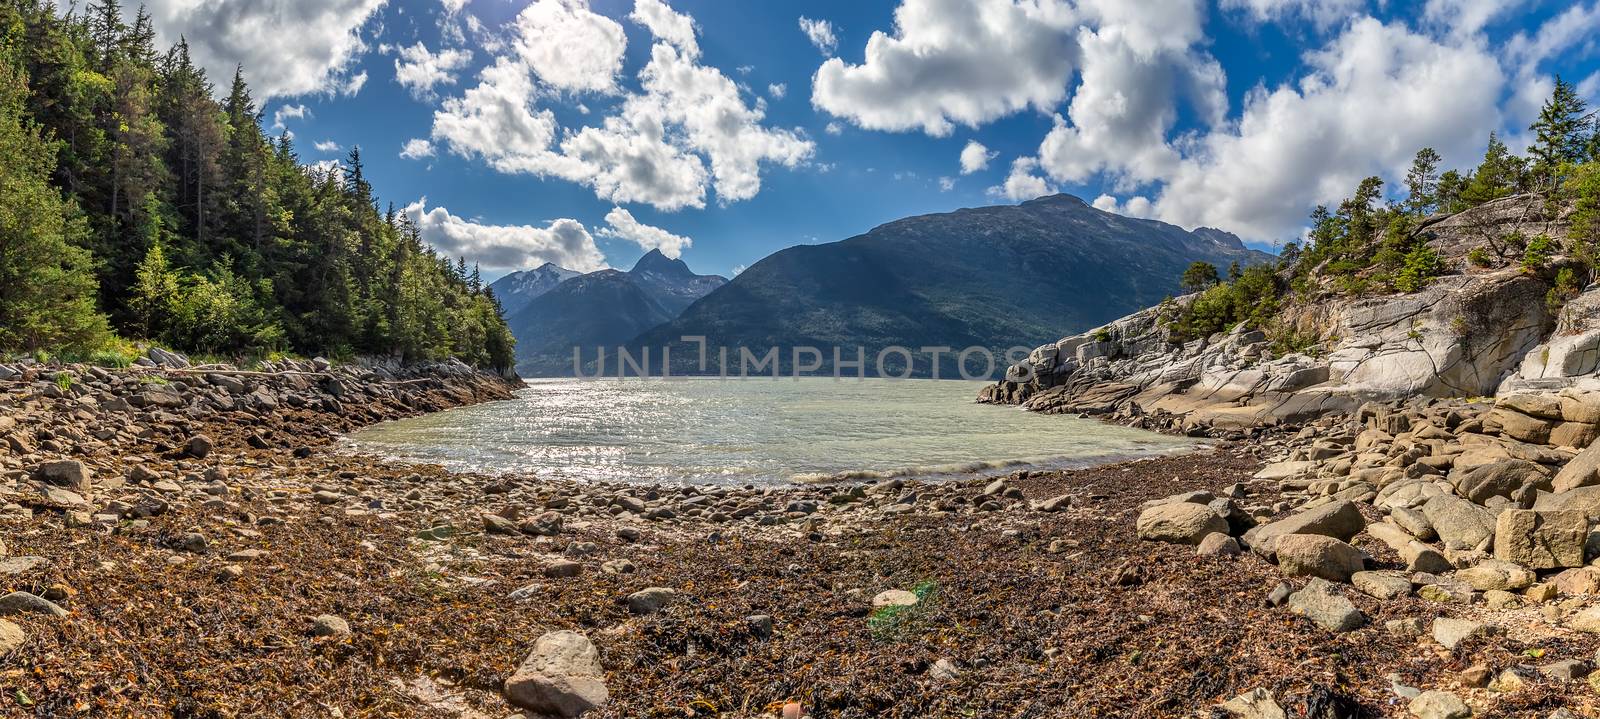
[1420,495,1497,550]
[1386,617,1428,638]
[1197,533,1241,556]
[503,630,608,717]
[746,615,774,639]
[1353,570,1412,600]
[1287,578,1365,632]
[1408,690,1472,719]
[1135,503,1228,545]
[0,619,23,655]
[1217,688,1287,719]
[544,561,582,579]
[1460,664,1492,687]
[1493,509,1587,569]
[872,590,920,608]
[1483,589,1521,610]
[1037,494,1073,512]
[1455,559,1536,591]
[184,434,214,459]
[0,591,66,617]
[929,658,962,680]
[1432,617,1490,650]
[1401,543,1453,574]
[309,614,350,637]
[482,513,519,535]
[1245,500,1366,552]
[1553,440,1600,493]
[1567,606,1600,633]
[1538,659,1589,681]
[625,587,676,616]
[1551,567,1600,595]
[36,460,92,495]
[1419,583,1474,604]
[1273,534,1365,582]
[1525,583,1558,602]
[1452,460,1542,506]
[1391,508,1436,541]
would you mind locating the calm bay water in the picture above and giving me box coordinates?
[342,378,1197,485]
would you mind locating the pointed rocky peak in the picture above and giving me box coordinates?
[1190,226,1249,251]
[629,248,694,278]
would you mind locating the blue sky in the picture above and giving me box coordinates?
[126,0,1600,280]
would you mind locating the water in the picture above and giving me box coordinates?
[342,378,1198,485]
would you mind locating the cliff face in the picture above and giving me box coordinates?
[981,194,1598,434]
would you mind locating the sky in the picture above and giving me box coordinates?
[109,0,1600,280]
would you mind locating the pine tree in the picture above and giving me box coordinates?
[0,49,110,352]
[1461,133,1524,206]
[1528,76,1592,188]
[1404,147,1442,215]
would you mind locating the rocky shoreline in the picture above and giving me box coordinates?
[3,350,1599,717]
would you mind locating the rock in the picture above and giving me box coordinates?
[1135,502,1228,545]
[503,630,608,717]
[600,559,636,575]
[746,615,774,639]
[0,592,67,617]
[1287,578,1365,632]
[872,590,920,608]
[1455,559,1536,591]
[521,511,564,536]
[1418,583,1474,604]
[1391,508,1436,541]
[309,614,350,637]
[1567,606,1600,632]
[1401,543,1453,574]
[184,434,214,459]
[625,587,676,616]
[1273,534,1365,582]
[483,513,520,535]
[1255,461,1318,480]
[1460,664,1492,687]
[1037,494,1073,512]
[929,658,962,680]
[1197,533,1241,556]
[1408,690,1472,719]
[1452,459,1542,506]
[1244,500,1366,553]
[1353,570,1412,600]
[0,619,23,655]
[1493,509,1587,569]
[1483,589,1521,610]
[1420,495,1496,551]
[36,460,92,495]
[1217,688,1287,719]
[1265,581,1293,607]
[1432,617,1490,650]
[544,561,582,579]
[1553,440,1600,493]
[1386,617,1428,638]
[1538,659,1589,681]
[1551,567,1600,595]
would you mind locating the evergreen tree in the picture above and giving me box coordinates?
[1180,261,1220,293]
[1528,76,1592,188]
[1404,147,1442,215]
[1460,133,1524,206]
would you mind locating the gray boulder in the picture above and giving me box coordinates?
[1455,559,1536,591]
[1274,534,1365,582]
[1408,690,1472,719]
[1420,495,1496,550]
[1493,509,1587,568]
[1287,578,1365,632]
[1244,500,1366,554]
[1451,459,1542,506]
[504,630,608,717]
[1135,503,1228,545]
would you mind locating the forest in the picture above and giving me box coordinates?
[1162,77,1600,348]
[0,0,515,370]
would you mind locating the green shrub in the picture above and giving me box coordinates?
[1467,247,1492,267]
[1522,234,1555,272]
[1395,246,1443,292]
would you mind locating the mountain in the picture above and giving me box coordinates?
[630,194,1274,378]
[505,250,728,376]
[487,262,583,317]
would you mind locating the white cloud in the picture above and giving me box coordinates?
[272,104,309,129]
[343,71,369,96]
[314,139,342,153]
[812,0,1080,136]
[824,121,843,135]
[137,0,384,100]
[597,207,693,258]
[403,198,608,272]
[440,0,469,14]
[1219,0,1366,28]
[959,140,995,174]
[1148,17,1505,240]
[429,0,813,211]
[514,0,628,93]
[1421,0,1521,37]
[989,156,1054,201]
[1092,193,1154,218]
[768,83,787,99]
[394,42,473,99]
[798,16,838,55]
[938,176,956,191]
[400,138,436,159]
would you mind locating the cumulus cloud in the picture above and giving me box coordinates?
[811,0,1079,136]
[1219,0,1366,28]
[440,0,469,14]
[768,83,787,99]
[400,138,436,159]
[989,157,1054,201]
[314,139,342,153]
[959,140,995,174]
[798,16,837,55]
[394,42,473,100]
[514,0,628,93]
[135,0,384,100]
[403,198,609,272]
[429,0,813,211]
[271,104,309,129]
[597,207,693,258]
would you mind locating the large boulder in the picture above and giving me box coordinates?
[1553,441,1600,493]
[1286,578,1366,632]
[1420,495,1496,550]
[1273,535,1365,582]
[1455,559,1537,591]
[1492,509,1587,569]
[1243,500,1366,554]
[1535,485,1600,516]
[1135,503,1228,545]
[35,460,92,496]
[504,631,608,717]
[1450,460,1543,506]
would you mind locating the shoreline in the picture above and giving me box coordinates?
[3,361,1595,717]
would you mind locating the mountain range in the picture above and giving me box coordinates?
[490,250,727,376]
[494,194,1273,378]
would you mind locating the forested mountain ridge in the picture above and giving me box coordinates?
[0,0,515,370]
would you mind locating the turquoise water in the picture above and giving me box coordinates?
[342,378,1197,485]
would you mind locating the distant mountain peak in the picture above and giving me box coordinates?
[630,248,693,277]
[1021,193,1090,208]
